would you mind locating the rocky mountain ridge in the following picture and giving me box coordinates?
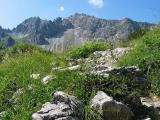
[0,13,155,51]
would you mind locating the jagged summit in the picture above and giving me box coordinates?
[12,16,73,44]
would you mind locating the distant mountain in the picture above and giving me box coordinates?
[67,13,153,42]
[12,17,73,45]
[2,13,155,51]
[0,26,15,49]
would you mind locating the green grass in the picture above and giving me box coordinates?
[117,27,160,95]
[0,44,87,119]
[68,41,111,59]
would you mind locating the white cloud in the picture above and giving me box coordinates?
[88,0,104,8]
[59,6,65,12]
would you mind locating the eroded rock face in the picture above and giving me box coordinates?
[32,91,83,120]
[90,91,133,120]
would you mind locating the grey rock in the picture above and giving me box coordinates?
[0,111,6,119]
[112,47,131,59]
[55,116,79,120]
[67,65,81,71]
[106,66,141,76]
[42,75,53,85]
[141,96,160,109]
[52,67,63,71]
[28,84,35,90]
[30,73,40,79]
[93,65,144,78]
[90,91,133,120]
[92,47,131,67]
[10,88,24,104]
[32,91,83,120]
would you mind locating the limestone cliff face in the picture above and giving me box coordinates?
[40,28,86,52]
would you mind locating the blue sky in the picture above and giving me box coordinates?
[0,0,160,29]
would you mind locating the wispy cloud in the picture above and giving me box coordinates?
[88,0,104,8]
[59,6,65,12]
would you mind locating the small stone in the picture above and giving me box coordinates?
[0,111,6,119]
[67,65,81,71]
[30,73,40,79]
[28,84,35,90]
[42,75,53,85]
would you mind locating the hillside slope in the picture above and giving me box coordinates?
[0,27,160,120]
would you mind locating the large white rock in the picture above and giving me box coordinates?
[90,91,133,120]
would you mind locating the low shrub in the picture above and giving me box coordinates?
[69,42,110,59]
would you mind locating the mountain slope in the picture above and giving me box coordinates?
[67,13,153,41]
[0,26,15,49]
[12,17,73,45]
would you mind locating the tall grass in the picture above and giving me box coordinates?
[117,27,160,95]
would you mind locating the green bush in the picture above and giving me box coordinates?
[8,43,46,55]
[69,42,110,59]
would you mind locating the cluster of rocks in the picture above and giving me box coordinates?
[92,47,131,67]
[32,91,133,120]
[32,91,160,120]
[32,91,83,120]
[30,73,54,85]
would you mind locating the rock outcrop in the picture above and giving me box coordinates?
[90,91,133,120]
[32,91,83,120]
[92,47,131,67]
